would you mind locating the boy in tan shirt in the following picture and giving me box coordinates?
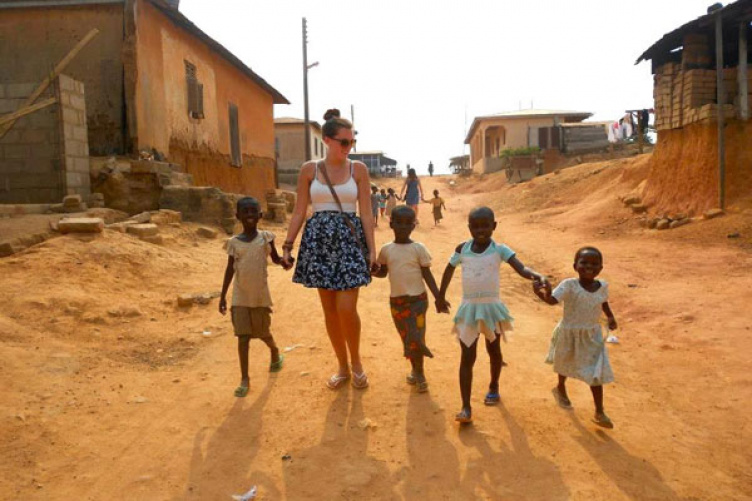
[219,197,291,397]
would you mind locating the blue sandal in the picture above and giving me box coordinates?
[269,354,284,373]
[484,392,500,406]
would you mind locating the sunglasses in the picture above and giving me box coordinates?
[330,137,356,148]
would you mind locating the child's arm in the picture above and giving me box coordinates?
[507,256,547,285]
[438,243,463,307]
[533,280,558,305]
[268,239,293,269]
[219,255,235,315]
[372,263,388,278]
[602,302,618,330]
[421,266,450,312]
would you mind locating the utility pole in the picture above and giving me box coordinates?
[710,3,726,209]
[302,17,311,161]
[350,104,356,152]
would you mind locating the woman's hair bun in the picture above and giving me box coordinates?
[323,108,341,121]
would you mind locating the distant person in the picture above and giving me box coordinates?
[371,185,382,228]
[400,168,425,223]
[281,108,378,390]
[373,205,448,392]
[428,161,434,177]
[533,247,618,429]
[438,206,547,424]
[425,189,447,226]
[379,188,388,219]
[384,187,401,221]
[219,197,289,397]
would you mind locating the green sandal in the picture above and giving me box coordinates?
[234,385,249,398]
[269,354,284,373]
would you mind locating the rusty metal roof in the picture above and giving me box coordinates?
[635,0,752,66]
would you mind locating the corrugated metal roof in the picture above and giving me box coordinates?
[0,0,123,7]
[635,0,752,66]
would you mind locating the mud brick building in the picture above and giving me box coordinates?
[636,0,751,212]
[0,0,288,203]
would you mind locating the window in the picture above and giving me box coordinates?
[229,103,241,167]
[185,61,204,119]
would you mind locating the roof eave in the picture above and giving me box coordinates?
[148,0,289,104]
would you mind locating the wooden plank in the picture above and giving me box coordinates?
[0,97,57,127]
[0,28,99,138]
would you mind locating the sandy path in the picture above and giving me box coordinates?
[1,173,751,500]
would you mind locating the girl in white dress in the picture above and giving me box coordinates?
[438,207,547,423]
[534,246,618,428]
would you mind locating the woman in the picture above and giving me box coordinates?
[281,109,377,390]
[400,167,424,222]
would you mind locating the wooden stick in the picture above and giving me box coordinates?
[0,28,99,138]
[0,98,57,127]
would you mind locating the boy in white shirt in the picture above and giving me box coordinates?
[374,205,449,392]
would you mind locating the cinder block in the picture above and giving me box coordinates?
[31,143,58,160]
[21,129,49,144]
[25,158,55,174]
[74,157,89,173]
[65,171,82,188]
[58,217,104,234]
[126,223,159,237]
[72,125,87,142]
[58,75,76,92]
[62,107,79,125]
[69,95,86,111]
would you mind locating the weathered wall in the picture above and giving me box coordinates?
[134,0,276,198]
[0,5,125,155]
[0,83,62,203]
[643,121,752,214]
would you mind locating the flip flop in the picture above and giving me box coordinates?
[484,392,500,406]
[269,354,284,373]
[552,387,573,409]
[352,371,369,389]
[592,412,614,429]
[326,372,350,390]
[234,385,249,398]
[455,408,472,423]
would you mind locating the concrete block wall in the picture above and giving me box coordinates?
[58,74,91,198]
[0,83,63,203]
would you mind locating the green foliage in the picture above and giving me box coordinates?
[499,146,541,158]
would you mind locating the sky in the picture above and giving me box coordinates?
[181,0,716,175]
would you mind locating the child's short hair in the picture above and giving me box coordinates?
[371,184,378,192]
[468,206,495,222]
[237,196,260,211]
[574,246,603,263]
[391,205,415,220]
[433,189,439,196]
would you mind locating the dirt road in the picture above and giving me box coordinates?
[1,160,751,500]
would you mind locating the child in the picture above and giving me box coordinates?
[438,206,546,423]
[219,197,290,397]
[533,246,618,428]
[370,185,381,228]
[426,189,447,226]
[379,188,388,219]
[385,188,401,221]
[373,205,448,392]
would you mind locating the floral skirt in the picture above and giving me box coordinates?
[390,292,433,359]
[293,211,371,290]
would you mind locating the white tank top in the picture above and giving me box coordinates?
[310,161,358,213]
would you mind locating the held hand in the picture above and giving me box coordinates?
[219,297,227,315]
[608,317,618,331]
[435,297,451,314]
[281,250,295,270]
[369,252,380,274]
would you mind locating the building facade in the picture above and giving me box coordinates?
[274,118,325,186]
[0,0,288,203]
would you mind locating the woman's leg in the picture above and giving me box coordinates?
[318,289,349,375]
[334,288,363,373]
